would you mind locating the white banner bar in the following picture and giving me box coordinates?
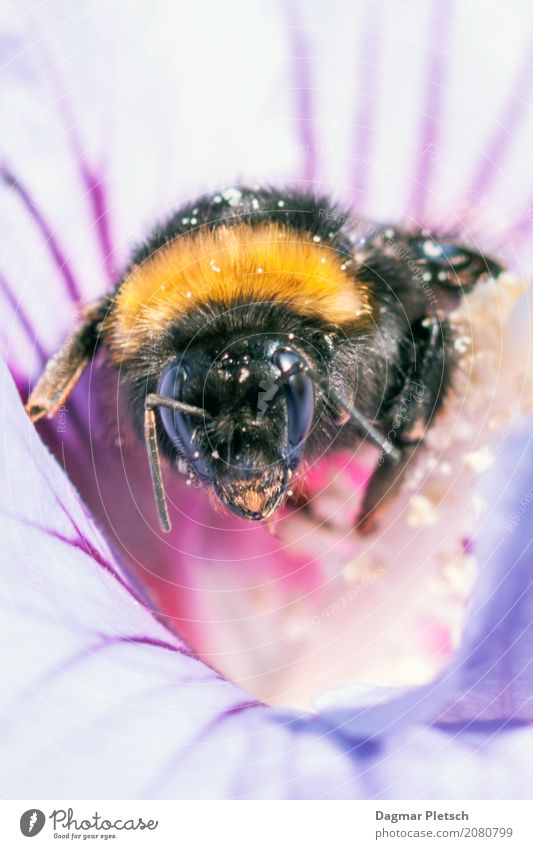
[1,800,532,848]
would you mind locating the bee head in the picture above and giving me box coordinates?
[157,338,315,520]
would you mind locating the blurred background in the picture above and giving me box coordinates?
[3,0,533,337]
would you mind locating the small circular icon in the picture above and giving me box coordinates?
[20,810,46,837]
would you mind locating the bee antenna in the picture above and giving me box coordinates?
[305,369,401,462]
[143,393,212,533]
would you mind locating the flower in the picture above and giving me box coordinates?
[1,0,533,798]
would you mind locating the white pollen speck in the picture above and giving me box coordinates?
[238,368,251,383]
[186,291,192,298]
[223,187,242,207]
[423,239,443,258]
[407,494,438,528]
[252,198,259,210]
[437,271,448,281]
[288,332,295,340]
[313,235,321,243]
[384,228,394,238]
[211,449,220,459]
[454,335,472,353]
[340,263,347,271]
[213,194,222,203]
[181,217,189,225]
[193,450,200,460]
[186,479,192,486]
[192,207,199,215]
[257,267,263,273]
[320,256,327,263]
[464,446,494,473]
[190,217,198,225]
[278,199,285,207]
[210,259,221,272]
[422,271,432,281]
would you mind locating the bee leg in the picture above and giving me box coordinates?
[26,298,108,422]
[285,482,325,528]
[356,314,451,535]
[356,439,420,535]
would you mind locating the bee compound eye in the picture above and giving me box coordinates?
[273,348,315,468]
[157,361,210,479]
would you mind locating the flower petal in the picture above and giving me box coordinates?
[347,723,533,799]
[437,429,533,724]
[315,429,533,739]
[0,360,369,798]
[3,360,533,799]
[3,0,533,799]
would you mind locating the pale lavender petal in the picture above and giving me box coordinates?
[437,430,533,724]
[407,0,455,223]
[315,430,533,738]
[4,354,533,798]
[349,723,533,799]
[350,0,384,207]
[0,361,366,798]
[284,0,318,183]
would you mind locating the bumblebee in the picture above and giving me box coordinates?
[27,187,501,533]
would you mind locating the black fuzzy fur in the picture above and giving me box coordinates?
[108,187,500,520]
